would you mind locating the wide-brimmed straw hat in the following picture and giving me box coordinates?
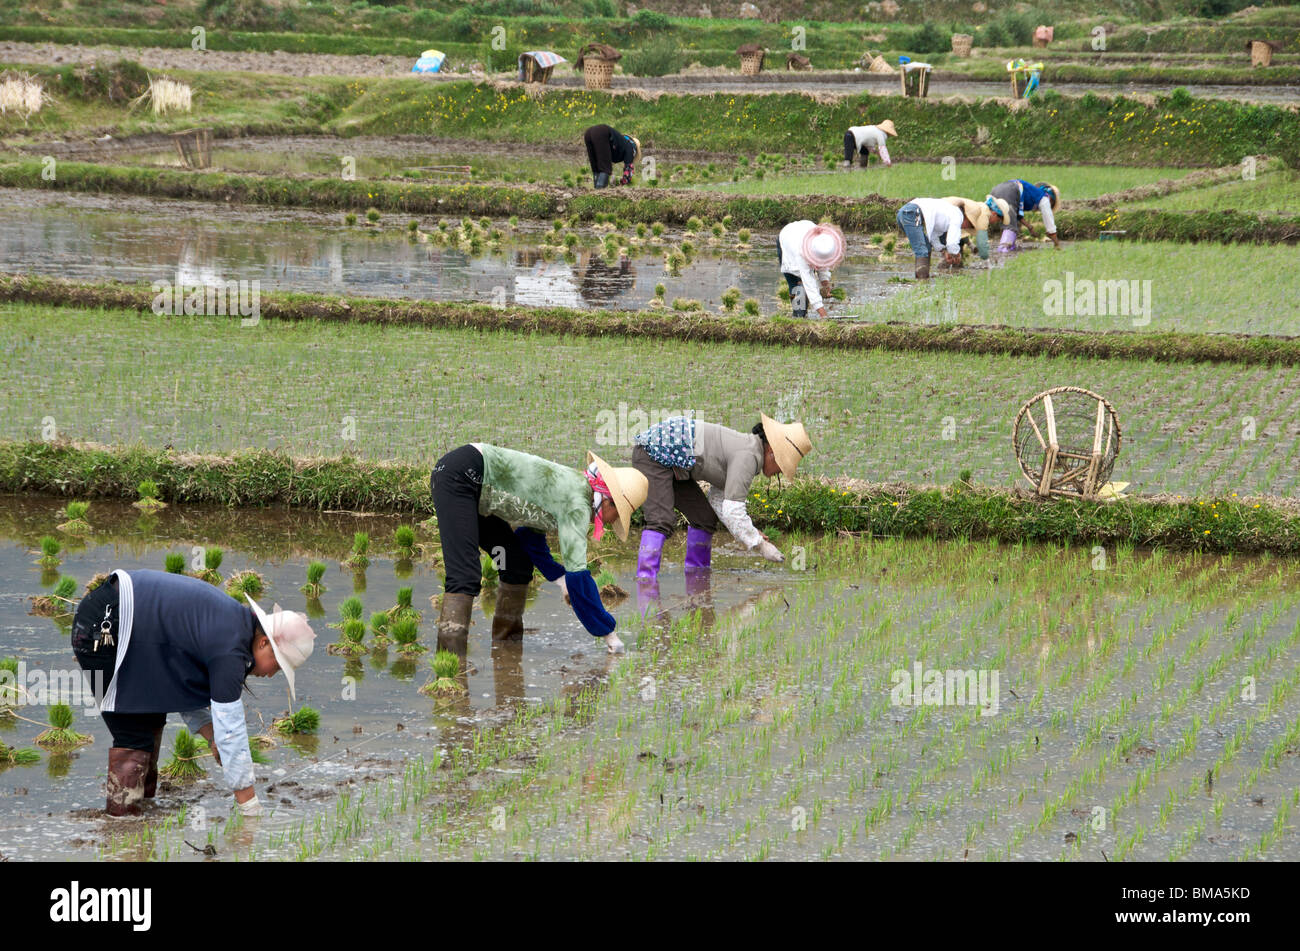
[586,451,649,542]
[1036,182,1060,209]
[245,596,317,701]
[985,195,1011,222]
[760,413,813,480]
[629,135,641,157]
[801,223,845,269]
[876,119,897,137]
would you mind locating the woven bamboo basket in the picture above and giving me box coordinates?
[584,58,614,89]
[171,127,212,169]
[1250,40,1274,67]
[1012,386,1122,500]
[739,49,765,75]
[951,34,973,57]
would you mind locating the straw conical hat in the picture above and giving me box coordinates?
[629,135,641,157]
[586,451,648,541]
[1038,182,1060,209]
[760,414,812,479]
[876,119,897,137]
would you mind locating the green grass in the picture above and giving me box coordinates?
[2,303,1297,498]
[858,242,1300,337]
[1127,167,1300,214]
[702,164,1194,201]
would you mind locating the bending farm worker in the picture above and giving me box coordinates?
[896,197,965,280]
[582,124,640,189]
[778,221,845,318]
[943,195,1011,261]
[70,570,316,818]
[988,180,1061,251]
[632,414,813,580]
[431,444,648,654]
[843,119,896,167]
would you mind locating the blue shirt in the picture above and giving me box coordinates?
[1016,180,1052,213]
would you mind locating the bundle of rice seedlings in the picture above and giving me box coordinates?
[35,703,91,751]
[30,576,77,617]
[0,740,40,766]
[394,525,416,560]
[300,560,327,597]
[83,573,110,595]
[342,532,370,569]
[328,618,367,656]
[134,480,166,511]
[390,616,425,655]
[250,740,271,765]
[225,569,265,600]
[57,501,92,535]
[369,611,391,648]
[194,547,224,585]
[134,74,192,115]
[274,706,321,735]
[159,729,206,784]
[419,649,465,697]
[480,552,499,585]
[338,596,363,624]
[36,535,61,569]
[0,656,19,708]
[594,568,628,602]
[386,586,421,623]
[0,71,47,119]
[164,553,186,574]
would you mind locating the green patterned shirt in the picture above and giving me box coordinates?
[474,443,593,571]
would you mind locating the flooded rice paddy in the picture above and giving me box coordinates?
[4,498,1296,861]
[0,188,910,311]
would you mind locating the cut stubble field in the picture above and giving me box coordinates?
[3,304,1298,499]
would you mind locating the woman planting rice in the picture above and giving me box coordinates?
[777,221,845,318]
[895,196,966,280]
[582,124,641,189]
[988,180,1061,251]
[70,570,316,817]
[431,445,648,654]
[632,414,813,581]
[943,195,1011,261]
[842,119,897,167]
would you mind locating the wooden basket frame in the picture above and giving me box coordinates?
[1012,386,1122,500]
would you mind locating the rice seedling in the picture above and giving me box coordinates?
[188,546,224,584]
[250,741,272,765]
[57,500,92,535]
[35,703,91,751]
[408,220,419,233]
[83,573,109,595]
[743,298,760,316]
[419,649,465,697]
[389,616,425,656]
[301,560,327,597]
[366,207,381,223]
[36,535,61,569]
[387,586,421,623]
[224,569,266,600]
[0,656,19,708]
[344,212,357,226]
[594,569,628,603]
[369,611,391,648]
[134,479,166,511]
[721,287,741,311]
[480,552,499,586]
[159,729,207,784]
[339,596,364,623]
[394,525,416,560]
[328,618,368,655]
[164,553,186,574]
[342,532,370,569]
[274,706,321,735]
[30,575,77,617]
[0,740,40,767]
[133,75,191,115]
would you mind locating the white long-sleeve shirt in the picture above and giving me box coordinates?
[908,198,963,256]
[778,220,832,312]
[848,125,887,152]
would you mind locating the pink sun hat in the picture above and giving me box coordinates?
[245,595,317,700]
[801,224,845,269]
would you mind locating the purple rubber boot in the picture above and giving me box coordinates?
[684,526,712,571]
[996,229,1017,253]
[636,529,667,580]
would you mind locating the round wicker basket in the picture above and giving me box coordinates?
[951,34,973,57]
[1012,386,1122,499]
[740,50,764,75]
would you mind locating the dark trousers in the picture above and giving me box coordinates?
[777,243,808,317]
[631,445,719,538]
[71,578,166,750]
[431,444,536,596]
[584,124,615,176]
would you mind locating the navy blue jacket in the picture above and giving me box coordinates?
[108,570,256,713]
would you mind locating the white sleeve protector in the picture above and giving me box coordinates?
[707,488,763,549]
[210,698,255,791]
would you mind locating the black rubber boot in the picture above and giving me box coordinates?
[594,171,610,189]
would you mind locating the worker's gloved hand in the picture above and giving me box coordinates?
[755,540,785,563]
[944,251,963,268]
[603,632,625,654]
[237,794,263,817]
